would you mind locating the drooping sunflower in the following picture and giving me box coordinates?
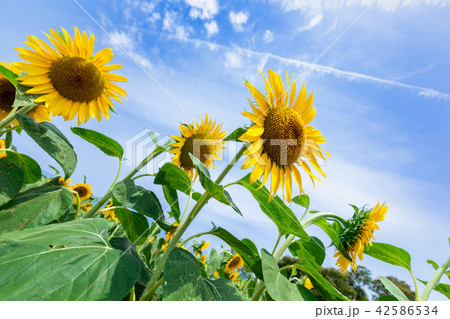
[199,241,210,251]
[200,254,207,264]
[0,139,6,158]
[224,253,244,274]
[0,61,51,124]
[334,203,388,274]
[165,223,179,242]
[239,69,329,202]
[16,27,127,126]
[101,200,117,222]
[70,182,93,202]
[170,115,226,181]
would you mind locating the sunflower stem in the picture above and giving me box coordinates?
[271,233,283,255]
[179,189,193,224]
[129,286,135,301]
[0,104,36,130]
[180,231,210,247]
[420,256,450,301]
[215,144,246,184]
[137,225,161,254]
[131,173,157,180]
[0,125,20,136]
[108,159,122,192]
[301,212,348,228]
[409,269,420,301]
[67,189,81,220]
[107,224,120,240]
[251,282,266,301]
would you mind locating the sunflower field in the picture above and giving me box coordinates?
[0,27,449,302]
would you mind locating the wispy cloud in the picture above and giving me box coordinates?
[185,0,219,20]
[163,10,192,40]
[296,13,323,32]
[229,11,249,32]
[205,20,219,36]
[263,30,274,43]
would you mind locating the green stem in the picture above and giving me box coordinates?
[0,104,36,130]
[67,189,81,220]
[251,282,266,301]
[132,173,156,180]
[180,231,210,247]
[143,278,163,301]
[299,208,310,222]
[301,212,348,228]
[129,286,135,301]
[108,224,120,240]
[179,189,193,224]
[271,234,282,255]
[409,269,420,301]
[140,145,247,301]
[420,256,450,301]
[137,225,161,254]
[0,125,20,136]
[108,159,122,191]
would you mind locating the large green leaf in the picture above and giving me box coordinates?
[163,248,221,301]
[293,260,348,301]
[364,242,412,271]
[289,236,326,269]
[190,154,242,216]
[154,162,191,194]
[310,217,351,261]
[113,179,163,222]
[0,219,140,300]
[206,278,246,300]
[261,249,307,301]
[16,114,77,178]
[115,208,150,245]
[71,127,123,160]
[0,159,24,206]
[205,225,263,279]
[378,276,409,301]
[4,151,41,184]
[418,279,450,300]
[0,186,73,233]
[236,174,309,241]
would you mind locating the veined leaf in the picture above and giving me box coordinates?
[4,151,41,184]
[364,242,412,271]
[71,127,123,160]
[154,162,191,195]
[378,276,409,301]
[115,208,150,246]
[0,159,24,206]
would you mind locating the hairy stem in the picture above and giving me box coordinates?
[421,256,450,301]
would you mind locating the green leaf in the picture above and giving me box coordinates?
[418,279,450,300]
[113,179,163,222]
[292,194,310,209]
[162,185,180,222]
[0,159,24,206]
[310,217,351,261]
[163,247,221,301]
[378,276,409,301]
[4,151,41,184]
[296,285,318,301]
[236,174,310,241]
[206,278,247,300]
[0,64,18,87]
[0,186,73,233]
[261,249,307,301]
[16,114,77,178]
[154,162,191,194]
[115,208,150,245]
[292,260,348,301]
[364,242,412,271]
[109,237,150,286]
[205,225,263,279]
[206,248,224,277]
[0,219,140,300]
[224,127,247,141]
[189,154,242,216]
[426,259,450,280]
[289,236,326,269]
[71,127,123,160]
[377,295,398,301]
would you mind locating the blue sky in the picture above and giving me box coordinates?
[1,0,450,300]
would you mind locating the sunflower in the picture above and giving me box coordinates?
[228,272,239,282]
[199,241,210,251]
[334,203,388,274]
[225,253,244,274]
[304,277,313,290]
[0,61,51,125]
[16,27,127,126]
[200,254,207,264]
[101,200,117,222]
[165,223,179,242]
[239,70,329,202]
[170,115,226,181]
[58,177,72,188]
[81,202,92,213]
[0,139,6,158]
[70,182,93,202]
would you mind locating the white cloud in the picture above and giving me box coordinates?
[296,13,323,32]
[204,20,219,36]
[263,30,274,43]
[224,51,243,68]
[272,0,449,12]
[229,11,249,32]
[185,0,219,19]
[106,30,152,70]
[148,12,161,23]
[163,11,192,40]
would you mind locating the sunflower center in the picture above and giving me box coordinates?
[261,107,305,167]
[73,185,89,198]
[179,133,215,170]
[50,56,105,103]
[0,77,16,112]
[228,257,241,269]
